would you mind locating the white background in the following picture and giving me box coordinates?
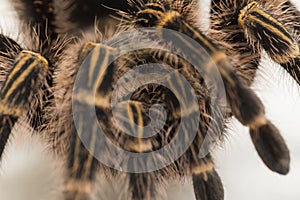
[0,0,299,199]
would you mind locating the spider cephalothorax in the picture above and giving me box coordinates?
[0,0,299,200]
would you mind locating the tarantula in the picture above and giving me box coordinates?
[0,0,299,199]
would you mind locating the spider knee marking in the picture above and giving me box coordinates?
[192,162,214,175]
[158,11,181,28]
[20,50,49,71]
[145,3,166,12]
[1,52,48,104]
[74,90,111,109]
[238,1,299,62]
[238,1,258,29]
[192,162,214,181]
[79,42,98,63]
[137,9,164,17]
[124,140,153,153]
[0,104,23,117]
[250,114,268,129]
[66,179,92,195]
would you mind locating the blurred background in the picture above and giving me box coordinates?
[0,0,299,199]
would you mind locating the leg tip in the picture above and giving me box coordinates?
[250,121,290,175]
[193,169,224,200]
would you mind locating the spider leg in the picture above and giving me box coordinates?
[237,1,299,63]
[66,43,160,199]
[192,155,224,200]
[267,0,300,33]
[9,0,73,130]
[131,2,290,174]
[234,0,300,85]
[112,49,212,200]
[0,48,48,158]
[64,42,117,199]
[209,0,261,86]
[65,132,99,200]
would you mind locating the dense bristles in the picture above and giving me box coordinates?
[0,50,49,158]
[124,0,201,29]
[131,1,267,125]
[0,4,76,197]
[281,57,300,85]
[210,0,261,85]
[133,0,292,178]
[47,19,227,197]
[262,0,300,85]
[238,1,299,64]
[211,0,300,86]
[0,0,298,199]
[210,0,292,175]
[262,0,300,35]
[0,36,29,158]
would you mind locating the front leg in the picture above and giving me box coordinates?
[0,48,48,158]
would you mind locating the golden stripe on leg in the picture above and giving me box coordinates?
[0,50,48,158]
[238,1,299,63]
[238,1,300,85]
[65,42,118,199]
[192,158,224,200]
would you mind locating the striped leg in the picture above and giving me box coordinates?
[65,133,99,200]
[65,42,118,199]
[209,0,261,86]
[0,50,48,158]
[267,0,300,33]
[211,0,300,85]
[237,1,300,85]
[9,1,71,130]
[130,1,290,174]
[210,0,300,84]
[192,156,224,200]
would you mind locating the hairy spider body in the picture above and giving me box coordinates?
[0,0,298,200]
